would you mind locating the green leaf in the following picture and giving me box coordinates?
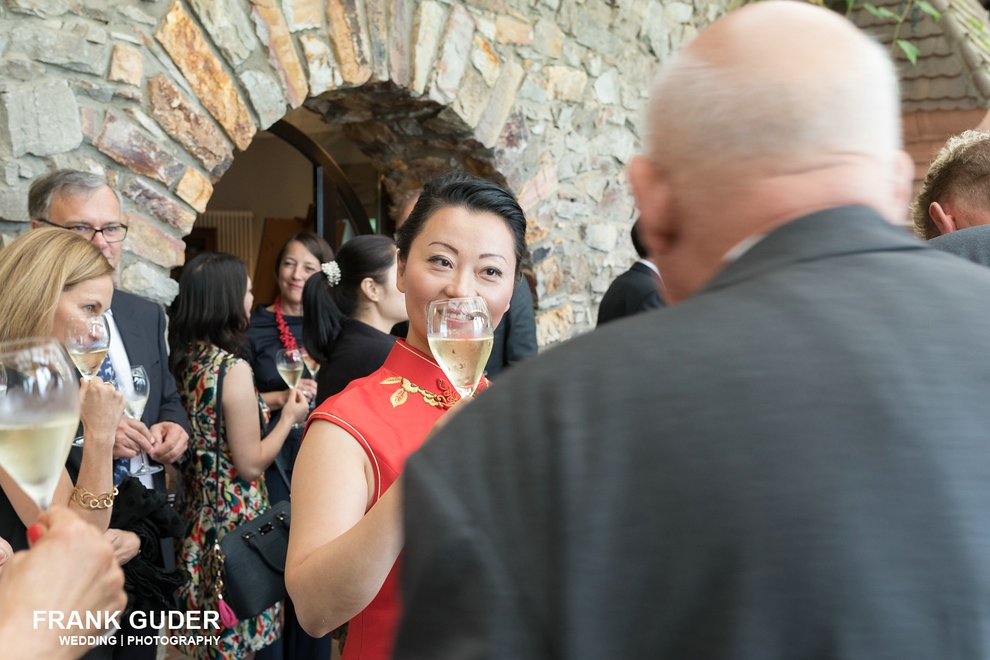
[896,39,921,64]
[863,2,900,20]
[916,0,941,20]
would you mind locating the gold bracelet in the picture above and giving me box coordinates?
[70,486,118,510]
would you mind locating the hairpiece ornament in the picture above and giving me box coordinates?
[322,261,341,286]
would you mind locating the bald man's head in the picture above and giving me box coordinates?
[629,2,911,304]
[647,2,901,176]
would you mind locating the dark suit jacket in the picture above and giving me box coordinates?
[927,224,990,267]
[111,290,189,433]
[597,260,664,326]
[69,290,190,493]
[486,279,539,379]
[398,207,990,659]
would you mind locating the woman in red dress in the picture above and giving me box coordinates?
[285,172,528,660]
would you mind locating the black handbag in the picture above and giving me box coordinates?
[209,361,291,621]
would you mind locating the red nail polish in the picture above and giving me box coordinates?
[27,523,43,545]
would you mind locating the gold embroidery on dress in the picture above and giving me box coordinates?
[381,376,457,409]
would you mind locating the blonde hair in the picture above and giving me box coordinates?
[0,228,113,343]
[911,130,990,240]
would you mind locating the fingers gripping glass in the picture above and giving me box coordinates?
[36,218,129,243]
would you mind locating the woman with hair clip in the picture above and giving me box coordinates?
[168,252,309,660]
[302,234,408,406]
[0,228,123,550]
[286,172,528,660]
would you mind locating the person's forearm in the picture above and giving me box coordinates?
[287,480,404,636]
[232,416,292,482]
[70,429,115,531]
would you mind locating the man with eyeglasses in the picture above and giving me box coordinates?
[27,169,188,660]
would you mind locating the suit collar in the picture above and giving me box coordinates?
[630,261,660,278]
[109,289,144,356]
[701,206,925,295]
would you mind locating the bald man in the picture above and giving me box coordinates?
[395,4,990,658]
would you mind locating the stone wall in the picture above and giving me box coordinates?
[0,0,728,344]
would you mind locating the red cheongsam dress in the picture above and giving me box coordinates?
[306,339,485,660]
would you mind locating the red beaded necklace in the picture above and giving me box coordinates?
[273,296,298,353]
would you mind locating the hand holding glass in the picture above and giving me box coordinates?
[64,315,111,382]
[276,349,305,428]
[427,297,494,398]
[0,338,80,511]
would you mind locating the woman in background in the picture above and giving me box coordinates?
[286,173,527,660]
[0,228,122,549]
[244,231,332,503]
[243,231,333,660]
[169,252,308,660]
[302,234,407,406]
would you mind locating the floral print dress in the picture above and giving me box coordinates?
[173,344,281,659]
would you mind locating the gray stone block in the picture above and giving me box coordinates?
[8,25,108,75]
[239,69,288,130]
[1,79,82,157]
[187,0,259,69]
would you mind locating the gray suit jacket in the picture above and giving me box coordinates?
[927,224,990,267]
[397,207,990,659]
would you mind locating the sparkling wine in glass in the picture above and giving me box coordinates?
[0,337,80,511]
[427,297,494,398]
[64,314,111,382]
[276,349,305,428]
[300,348,320,380]
[123,365,161,477]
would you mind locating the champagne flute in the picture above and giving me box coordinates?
[300,348,320,380]
[427,297,494,398]
[0,337,80,511]
[123,365,161,476]
[64,314,111,447]
[276,349,305,429]
[63,314,111,382]
[300,348,320,412]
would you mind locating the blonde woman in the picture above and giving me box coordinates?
[0,228,123,551]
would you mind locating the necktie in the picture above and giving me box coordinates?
[97,356,131,486]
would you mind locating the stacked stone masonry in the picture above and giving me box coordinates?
[0,0,726,343]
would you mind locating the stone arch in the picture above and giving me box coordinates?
[0,0,720,345]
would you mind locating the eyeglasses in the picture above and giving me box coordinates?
[36,218,129,243]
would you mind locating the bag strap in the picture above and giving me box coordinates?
[213,358,227,533]
[273,454,291,494]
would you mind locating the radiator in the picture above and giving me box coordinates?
[196,211,262,275]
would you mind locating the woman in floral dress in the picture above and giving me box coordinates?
[168,252,309,659]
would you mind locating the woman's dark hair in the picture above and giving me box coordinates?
[168,252,250,376]
[302,234,397,364]
[274,231,334,277]
[395,172,527,280]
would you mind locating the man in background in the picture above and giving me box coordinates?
[596,220,664,326]
[396,3,990,658]
[912,129,990,239]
